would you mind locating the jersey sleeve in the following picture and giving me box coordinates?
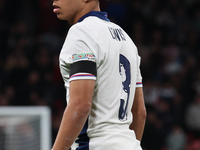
[59,24,97,82]
[136,55,143,88]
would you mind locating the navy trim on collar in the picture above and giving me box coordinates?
[77,11,110,23]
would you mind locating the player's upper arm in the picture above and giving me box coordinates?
[67,59,97,112]
[69,79,95,112]
[130,87,146,141]
[132,87,146,117]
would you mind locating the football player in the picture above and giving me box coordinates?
[52,0,146,149]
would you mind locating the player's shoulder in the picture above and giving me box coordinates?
[71,17,95,30]
[67,20,95,39]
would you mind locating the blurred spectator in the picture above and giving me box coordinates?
[164,125,187,150]
[160,82,177,100]
[143,80,160,106]
[38,31,63,53]
[162,45,182,76]
[185,94,200,138]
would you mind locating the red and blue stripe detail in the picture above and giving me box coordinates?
[136,82,142,85]
[70,73,96,79]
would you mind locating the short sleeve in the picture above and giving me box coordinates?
[59,24,97,82]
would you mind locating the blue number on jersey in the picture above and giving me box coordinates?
[118,54,131,121]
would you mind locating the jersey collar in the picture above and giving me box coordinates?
[77,11,110,23]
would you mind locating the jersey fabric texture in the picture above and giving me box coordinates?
[59,11,143,150]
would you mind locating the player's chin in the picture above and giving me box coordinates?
[56,14,67,20]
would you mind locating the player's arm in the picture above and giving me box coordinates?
[52,79,95,150]
[129,87,146,141]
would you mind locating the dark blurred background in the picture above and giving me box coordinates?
[0,0,200,149]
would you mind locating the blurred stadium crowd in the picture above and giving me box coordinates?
[0,0,200,149]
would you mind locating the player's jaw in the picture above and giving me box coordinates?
[52,0,81,24]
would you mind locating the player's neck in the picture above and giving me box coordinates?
[72,0,100,25]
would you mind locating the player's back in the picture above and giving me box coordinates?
[69,13,142,150]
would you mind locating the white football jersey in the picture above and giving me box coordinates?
[59,11,143,150]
